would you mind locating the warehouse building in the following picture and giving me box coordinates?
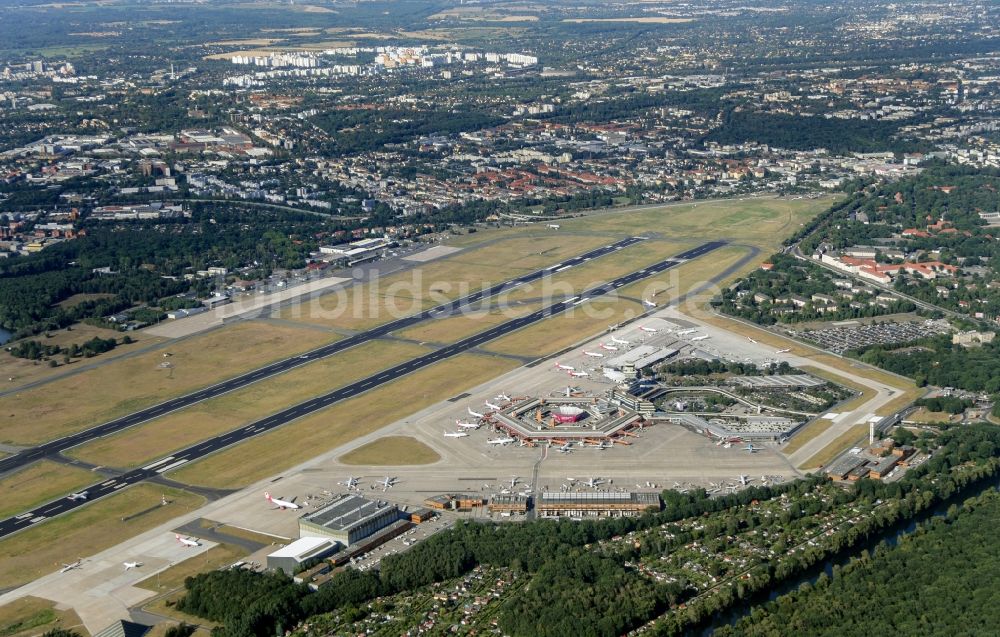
[299,494,402,546]
[266,536,339,575]
[537,491,660,518]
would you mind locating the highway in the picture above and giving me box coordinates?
[0,236,646,477]
[0,240,723,539]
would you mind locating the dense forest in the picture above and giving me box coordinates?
[714,488,1000,637]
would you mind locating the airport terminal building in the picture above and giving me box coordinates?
[537,491,661,518]
[299,494,402,546]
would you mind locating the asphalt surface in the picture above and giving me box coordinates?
[0,236,645,478]
[0,240,723,539]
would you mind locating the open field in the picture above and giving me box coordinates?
[170,353,520,488]
[563,17,694,24]
[0,321,334,446]
[617,245,752,307]
[0,596,87,637]
[69,340,430,469]
[906,407,957,424]
[800,424,870,470]
[0,461,95,520]
[0,485,203,590]
[781,419,835,455]
[339,436,441,466]
[484,297,645,358]
[54,293,115,309]
[394,303,541,344]
[136,543,248,593]
[0,323,161,391]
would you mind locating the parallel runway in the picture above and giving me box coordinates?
[0,236,645,477]
[0,240,724,539]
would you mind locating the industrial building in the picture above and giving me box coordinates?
[488,493,529,515]
[266,536,339,575]
[423,494,486,511]
[537,491,661,518]
[299,493,402,546]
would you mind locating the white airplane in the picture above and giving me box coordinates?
[585,477,603,488]
[691,334,710,342]
[509,476,519,488]
[60,560,82,573]
[123,561,142,571]
[487,436,515,445]
[639,325,658,333]
[444,430,469,438]
[380,476,398,489]
[642,299,656,308]
[554,362,575,371]
[265,492,300,510]
[744,444,758,454]
[67,491,88,501]
[610,335,631,345]
[775,348,791,354]
[547,224,560,229]
[456,419,480,429]
[747,336,757,343]
[737,475,751,486]
[582,350,604,358]
[608,323,620,331]
[568,370,589,378]
[468,406,485,419]
[556,442,573,453]
[176,534,201,548]
[484,400,502,412]
[599,342,619,351]
[675,328,697,336]
[496,393,512,402]
[341,476,360,489]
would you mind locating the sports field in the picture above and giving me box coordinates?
[0,461,95,519]
[0,484,203,589]
[68,340,431,469]
[170,352,520,488]
[0,321,335,446]
[339,436,441,466]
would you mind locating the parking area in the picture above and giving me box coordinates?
[799,319,951,354]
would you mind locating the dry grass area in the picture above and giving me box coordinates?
[0,461,95,519]
[69,340,430,469]
[339,436,441,466]
[906,407,957,424]
[800,424,870,470]
[170,353,520,488]
[0,484,203,589]
[617,245,752,309]
[563,17,694,23]
[0,596,88,637]
[781,419,835,455]
[0,321,334,446]
[483,298,645,358]
[0,323,160,391]
[136,543,248,593]
[394,303,541,344]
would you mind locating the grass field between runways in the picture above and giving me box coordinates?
[0,321,336,446]
[0,461,96,519]
[69,340,431,469]
[169,353,520,489]
[339,436,441,466]
[0,484,203,590]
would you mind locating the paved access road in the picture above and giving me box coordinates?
[0,240,723,539]
[0,236,646,477]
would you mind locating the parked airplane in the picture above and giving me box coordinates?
[496,393,512,402]
[509,476,519,488]
[556,443,573,453]
[456,419,480,429]
[554,362,575,371]
[67,491,88,501]
[585,477,604,488]
[487,436,515,446]
[484,400,502,412]
[691,334,710,342]
[610,335,631,345]
[747,336,757,343]
[582,350,604,358]
[599,342,619,351]
[547,224,560,229]
[265,492,301,510]
[123,561,142,571]
[607,323,620,331]
[642,299,657,308]
[675,328,697,336]
[341,476,360,489]
[737,475,751,486]
[775,348,791,354]
[176,534,201,548]
[468,406,485,419]
[567,370,589,378]
[744,443,758,454]
[444,430,469,438]
[60,560,82,573]
[639,325,658,333]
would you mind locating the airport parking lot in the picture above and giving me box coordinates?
[798,319,952,354]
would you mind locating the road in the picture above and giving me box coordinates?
[0,236,647,478]
[0,241,724,540]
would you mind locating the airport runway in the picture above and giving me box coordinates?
[0,236,646,478]
[0,240,723,539]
